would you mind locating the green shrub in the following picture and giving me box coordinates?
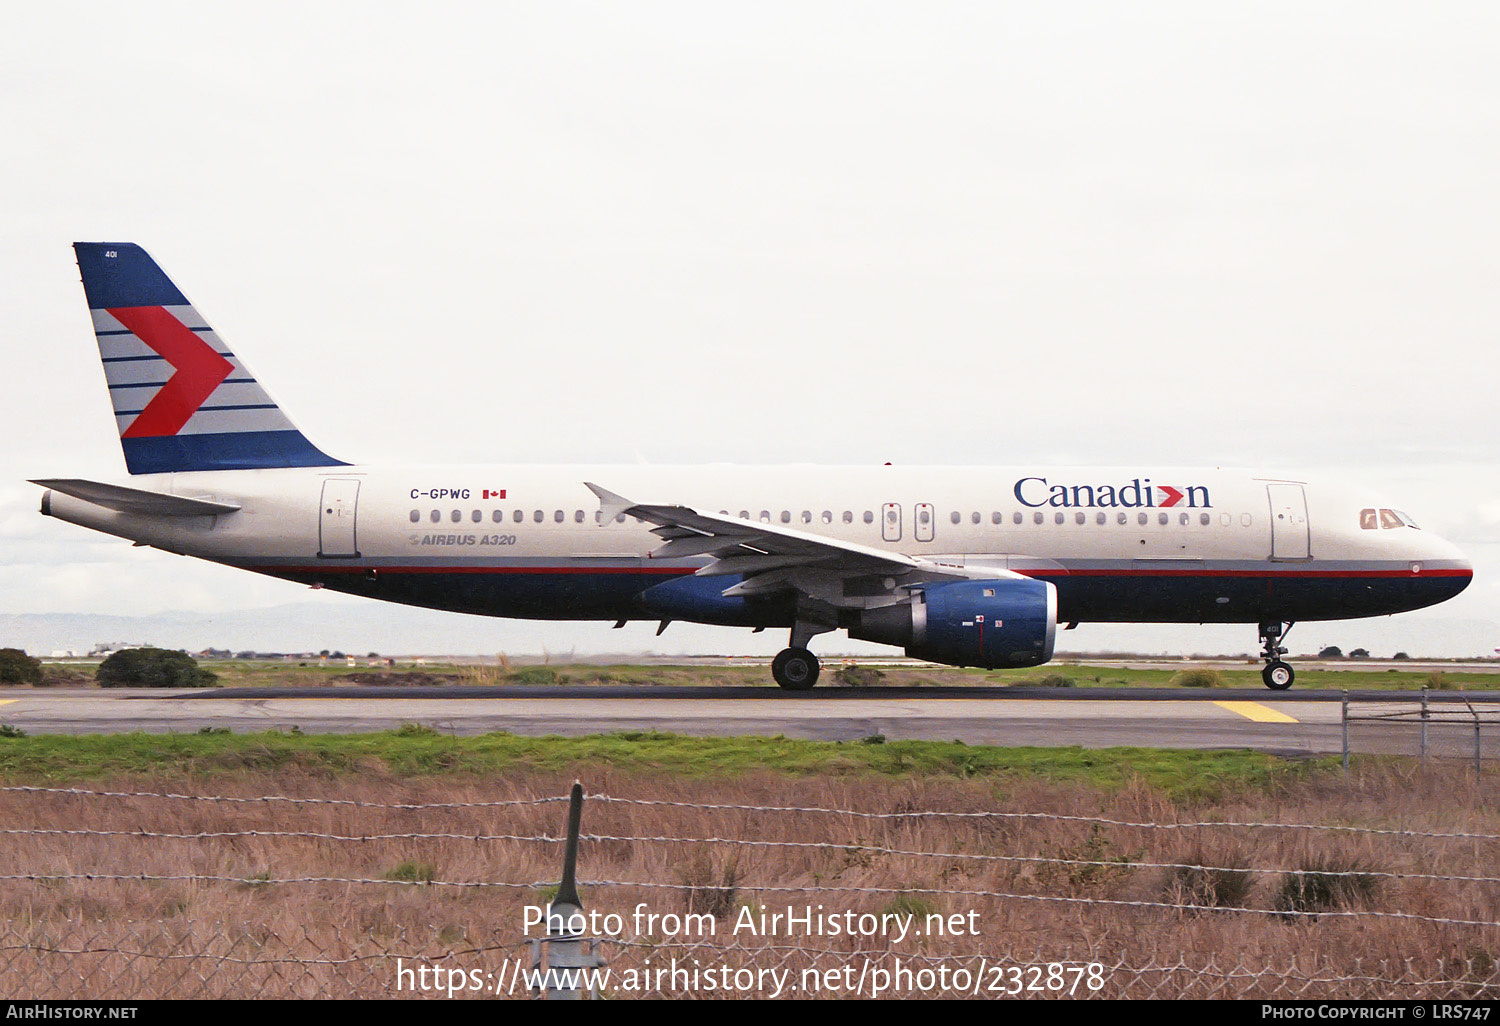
[1030,673,1075,688]
[96,648,217,688]
[1162,851,1253,911]
[1170,669,1223,688]
[832,665,886,687]
[0,649,42,686]
[680,852,742,920]
[382,861,436,884]
[1276,856,1380,918]
[1427,671,1459,691]
[507,666,559,685]
[0,724,27,739]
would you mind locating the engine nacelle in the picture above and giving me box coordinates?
[848,578,1057,669]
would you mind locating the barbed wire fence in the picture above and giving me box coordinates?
[0,777,1497,1000]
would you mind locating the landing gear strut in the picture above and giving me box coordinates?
[1258,620,1295,691]
[771,648,820,690]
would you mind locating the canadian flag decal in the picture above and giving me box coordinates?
[110,306,233,438]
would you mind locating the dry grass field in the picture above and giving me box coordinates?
[0,749,1496,998]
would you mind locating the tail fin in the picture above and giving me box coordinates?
[73,242,345,474]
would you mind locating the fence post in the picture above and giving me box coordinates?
[1465,702,1481,776]
[1341,690,1349,773]
[530,781,602,999]
[1420,686,1429,761]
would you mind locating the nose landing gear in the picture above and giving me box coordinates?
[1259,620,1296,690]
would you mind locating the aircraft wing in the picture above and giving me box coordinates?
[31,479,241,517]
[585,482,1026,603]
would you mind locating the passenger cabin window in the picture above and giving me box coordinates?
[821,511,832,524]
[575,510,585,523]
[1137,512,1147,526]
[760,511,771,522]
[1117,512,1127,525]
[429,510,441,523]
[471,510,482,523]
[1033,512,1044,525]
[842,511,853,524]
[1074,512,1085,525]
[493,511,504,523]
[948,511,959,525]
[863,511,874,524]
[1096,512,1106,525]
[1157,512,1168,526]
[409,510,420,523]
[534,510,544,523]
[780,511,791,524]
[1013,512,1022,525]
[514,510,524,523]
[801,510,812,524]
[971,512,980,525]
[992,512,1002,525]
[1200,513,1210,526]
[450,510,462,523]
[1054,512,1064,525]
[554,510,565,523]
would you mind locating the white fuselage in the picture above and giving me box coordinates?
[41,463,1473,631]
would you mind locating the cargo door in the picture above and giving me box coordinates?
[1267,483,1309,560]
[318,478,361,558]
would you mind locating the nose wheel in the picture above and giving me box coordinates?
[1258,621,1295,690]
[772,648,820,690]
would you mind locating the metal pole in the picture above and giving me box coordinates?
[1341,690,1349,773]
[1420,686,1429,761]
[531,781,600,1000]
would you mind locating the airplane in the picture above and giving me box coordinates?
[33,243,1473,691]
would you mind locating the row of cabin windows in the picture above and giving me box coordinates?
[410,508,1248,528]
[410,509,627,525]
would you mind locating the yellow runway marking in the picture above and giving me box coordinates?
[1213,701,1298,723]
[0,700,15,707]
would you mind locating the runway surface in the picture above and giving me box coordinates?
[2,686,1495,754]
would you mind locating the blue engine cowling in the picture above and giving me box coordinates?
[851,578,1057,669]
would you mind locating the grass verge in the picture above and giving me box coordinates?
[0,728,1327,800]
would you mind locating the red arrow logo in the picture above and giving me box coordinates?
[109,306,234,438]
[1157,485,1185,507]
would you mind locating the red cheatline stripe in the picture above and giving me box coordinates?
[240,565,1470,579]
[1023,568,1471,579]
[108,306,233,438]
[243,566,698,575]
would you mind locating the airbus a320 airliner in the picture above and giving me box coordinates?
[35,244,1473,690]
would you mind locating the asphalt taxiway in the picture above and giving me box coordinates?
[2,686,1495,754]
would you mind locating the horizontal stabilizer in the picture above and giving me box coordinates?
[31,478,240,516]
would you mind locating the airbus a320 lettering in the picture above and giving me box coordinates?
[35,244,1473,690]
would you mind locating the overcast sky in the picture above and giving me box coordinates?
[1,2,1496,657]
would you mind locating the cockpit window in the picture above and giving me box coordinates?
[1365,507,1420,530]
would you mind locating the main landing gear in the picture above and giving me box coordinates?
[1258,620,1295,691]
[771,648,820,690]
[772,621,829,691]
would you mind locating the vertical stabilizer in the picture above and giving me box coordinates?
[73,242,345,474]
